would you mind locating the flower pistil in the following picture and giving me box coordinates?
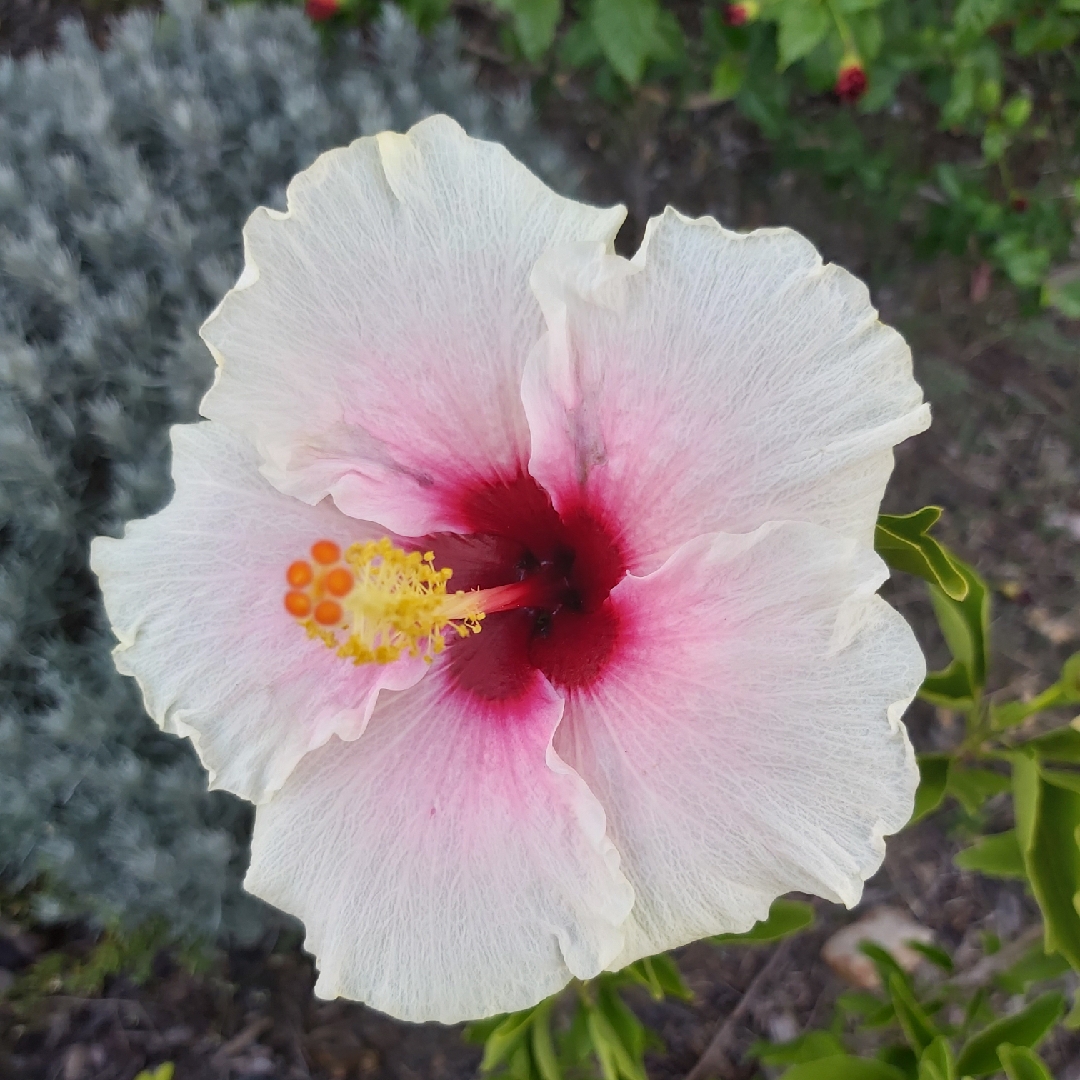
[284,537,544,666]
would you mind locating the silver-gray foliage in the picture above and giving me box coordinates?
[0,0,574,943]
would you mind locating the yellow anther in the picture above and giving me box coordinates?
[288,537,485,666]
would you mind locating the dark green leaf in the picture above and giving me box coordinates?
[623,954,691,1001]
[920,661,975,707]
[906,942,954,973]
[875,508,968,601]
[954,830,1027,879]
[955,993,1063,1076]
[775,0,830,69]
[780,1057,906,1080]
[496,0,562,62]
[887,973,938,1053]
[712,898,815,945]
[1014,755,1080,968]
[910,755,951,823]
[590,0,661,84]
[710,54,745,101]
[1023,725,1080,763]
[999,1044,1052,1080]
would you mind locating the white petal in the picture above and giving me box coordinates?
[200,114,626,535]
[552,521,923,966]
[91,422,427,804]
[523,210,930,572]
[246,663,634,1022]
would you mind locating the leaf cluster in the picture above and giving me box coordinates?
[308,0,1080,319]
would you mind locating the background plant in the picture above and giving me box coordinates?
[302,0,1080,320]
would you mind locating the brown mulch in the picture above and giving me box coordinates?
[3,5,1080,1080]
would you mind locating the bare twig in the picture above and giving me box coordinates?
[685,941,793,1080]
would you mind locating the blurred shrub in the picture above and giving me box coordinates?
[0,0,575,945]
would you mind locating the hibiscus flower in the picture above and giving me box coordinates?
[92,116,929,1023]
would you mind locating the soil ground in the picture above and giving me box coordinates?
[3,4,1080,1079]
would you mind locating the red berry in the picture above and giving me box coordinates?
[1010,195,1029,212]
[835,63,868,104]
[724,3,750,25]
[305,0,340,21]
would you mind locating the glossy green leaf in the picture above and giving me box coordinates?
[875,508,968,601]
[887,972,938,1053]
[590,0,661,83]
[1014,754,1080,969]
[712,898,815,944]
[918,1036,955,1080]
[775,0,830,69]
[955,993,1063,1076]
[910,754,951,823]
[780,1057,906,1080]
[999,1044,1052,1080]
[954,830,1026,879]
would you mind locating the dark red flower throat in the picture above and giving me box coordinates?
[427,474,626,701]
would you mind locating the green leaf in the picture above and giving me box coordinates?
[530,1006,560,1080]
[906,941,954,973]
[496,0,562,62]
[947,766,1010,814]
[1042,272,1080,320]
[887,972,938,1053]
[996,947,1071,994]
[999,1044,1052,1080]
[752,1031,846,1066]
[955,992,1064,1076]
[587,991,647,1080]
[1014,754,1080,969]
[481,1010,540,1072]
[590,0,662,84]
[710,54,746,101]
[712,898,815,944]
[910,754,951,823]
[954,830,1027,879]
[1023,724,1080,763]
[1002,93,1032,128]
[920,661,975,707]
[993,234,1051,288]
[927,557,990,694]
[623,954,691,1001]
[918,1036,955,1080]
[875,508,968,601]
[775,0,830,69]
[780,1057,906,1080]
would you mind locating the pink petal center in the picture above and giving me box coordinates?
[426,474,626,698]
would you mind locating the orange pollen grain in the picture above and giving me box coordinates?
[286,560,313,588]
[314,598,344,626]
[325,567,354,597]
[311,539,341,565]
[285,591,312,618]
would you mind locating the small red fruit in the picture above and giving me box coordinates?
[305,0,340,21]
[723,2,758,26]
[835,62,868,104]
[1010,195,1029,212]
